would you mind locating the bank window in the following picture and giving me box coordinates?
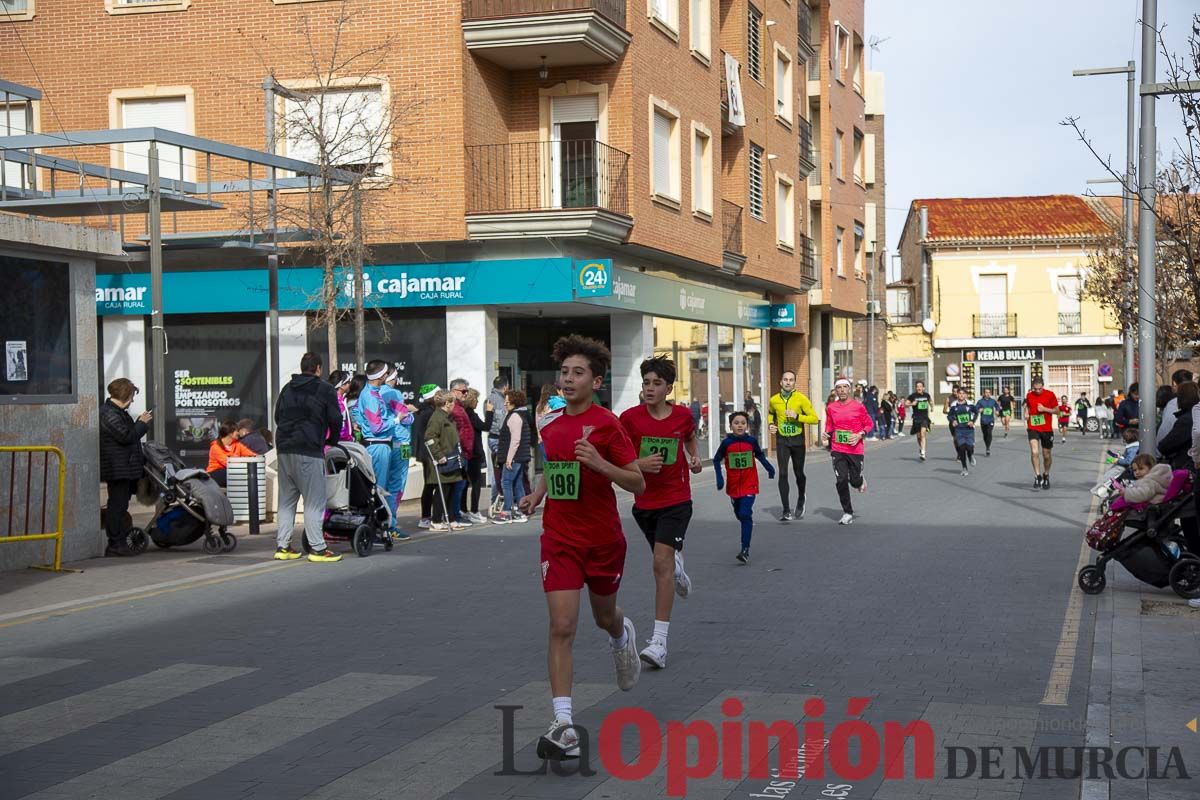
[648,0,678,37]
[0,256,74,402]
[691,122,712,217]
[748,142,765,219]
[835,226,845,276]
[775,174,794,249]
[747,4,763,82]
[651,100,680,203]
[105,0,191,14]
[0,0,34,21]
[281,84,391,177]
[774,45,793,124]
[689,0,710,60]
[115,92,192,180]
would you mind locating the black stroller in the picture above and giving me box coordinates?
[138,442,237,555]
[1078,468,1200,598]
[304,442,393,557]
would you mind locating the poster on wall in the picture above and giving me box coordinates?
[165,315,267,465]
[6,341,28,382]
[308,311,447,405]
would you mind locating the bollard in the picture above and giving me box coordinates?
[247,462,260,536]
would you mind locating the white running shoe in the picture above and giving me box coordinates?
[961,468,969,477]
[612,618,641,691]
[639,637,668,669]
[1189,598,1200,609]
[429,522,451,532]
[469,511,489,524]
[838,513,854,525]
[674,552,692,599]
[512,512,530,524]
[536,718,580,761]
[449,521,472,531]
[418,518,432,529]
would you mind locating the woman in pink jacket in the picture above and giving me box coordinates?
[823,378,874,525]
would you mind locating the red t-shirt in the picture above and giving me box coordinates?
[540,403,638,548]
[719,439,762,498]
[619,403,696,511]
[1025,389,1059,431]
[1058,404,1071,424]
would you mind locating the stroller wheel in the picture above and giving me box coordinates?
[202,534,223,556]
[127,527,149,555]
[1078,565,1106,595]
[1168,557,1200,599]
[353,525,374,558]
[220,530,238,553]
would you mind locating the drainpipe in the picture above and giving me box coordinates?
[919,206,930,323]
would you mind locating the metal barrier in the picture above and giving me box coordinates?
[0,446,66,571]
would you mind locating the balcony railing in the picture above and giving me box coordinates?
[808,55,821,81]
[797,5,814,55]
[462,0,626,26]
[799,233,816,282]
[808,150,822,186]
[1058,312,1081,335]
[973,313,1017,338]
[465,140,629,215]
[797,117,815,173]
[722,200,744,255]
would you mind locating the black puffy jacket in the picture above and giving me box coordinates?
[1158,406,1195,470]
[99,398,148,481]
[273,374,343,459]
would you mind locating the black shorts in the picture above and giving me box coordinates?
[911,418,930,434]
[632,501,693,551]
[1027,429,1055,449]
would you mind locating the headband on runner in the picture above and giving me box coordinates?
[367,366,389,380]
[834,378,852,389]
[334,375,352,389]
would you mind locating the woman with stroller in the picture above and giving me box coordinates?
[459,388,489,524]
[206,419,257,487]
[100,378,152,557]
[424,389,469,531]
[1158,381,1198,470]
[492,389,533,524]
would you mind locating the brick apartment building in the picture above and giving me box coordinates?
[0,0,881,455]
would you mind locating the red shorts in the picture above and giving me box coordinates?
[540,535,627,595]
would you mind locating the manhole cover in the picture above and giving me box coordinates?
[1140,598,1198,617]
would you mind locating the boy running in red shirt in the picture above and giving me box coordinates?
[619,357,702,670]
[1057,395,1071,443]
[1025,376,1060,490]
[713,411,775,564]
[518,335,645,761]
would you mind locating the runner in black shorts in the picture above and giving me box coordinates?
[997,386,1015,438]
[619,356,702,670]
[906,381,933,461]
[1025,377,1060,490]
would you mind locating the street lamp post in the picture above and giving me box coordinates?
[1072,60,1136,397]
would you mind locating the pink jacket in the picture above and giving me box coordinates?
[825,399,874,455]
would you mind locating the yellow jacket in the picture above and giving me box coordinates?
[768,391,819,438]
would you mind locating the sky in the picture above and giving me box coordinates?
[865,0,1194,271]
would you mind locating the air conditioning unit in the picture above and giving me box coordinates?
[866,300,882,315]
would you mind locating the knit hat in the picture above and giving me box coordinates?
[419,384,441,401]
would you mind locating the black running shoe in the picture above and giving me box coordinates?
[1042,475,1050,491]
[1034,475,1043,489]
[736,549,749,564]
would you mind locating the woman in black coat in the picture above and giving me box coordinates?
[99,378,152,556]
[1158,381,1198,471]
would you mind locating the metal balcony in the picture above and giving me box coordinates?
[721,200,746,273]
[799,233,816,286]
[462,0,631,69]
[797,4,814,57]
[797,117,815,175]
[1058,312,1081,335]
[973,313,1017,338]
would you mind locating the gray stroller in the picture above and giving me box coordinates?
[139,442,237,555]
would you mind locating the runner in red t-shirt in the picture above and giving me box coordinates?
[517,335,645,761]
[1057,395,1071,443]
[619,356,702,671]
[713,411,776,564]
[1024,376,1060,490]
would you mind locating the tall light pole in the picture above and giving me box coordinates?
[1135,0,1158,449]
[1072,60,1136,396]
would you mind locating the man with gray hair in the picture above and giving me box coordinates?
[487,375,510,502]
[449,377,475,464]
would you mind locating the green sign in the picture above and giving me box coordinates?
[727,451,753,470]
[545,461,580,500]
[639,437,679,465]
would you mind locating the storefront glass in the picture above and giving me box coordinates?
[743,329,763,438]
[717,325,735,435]
[308,310,447,404]
[652,317,707,436]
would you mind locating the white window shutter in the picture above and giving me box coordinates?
[865,202,877,246]
[120,97,187,178]
[551,95,599,126]
[1,104,28,188]
[864,133,876,184]
[653,111,672,196]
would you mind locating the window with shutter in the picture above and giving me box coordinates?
[653,111,674,198]
[551,95,599,126]
[0,103,29,188]
[692,127,711,214]
[748,143,764,219]
[747,5,762,82]
[120,96,189,179]
[283,87,386,175]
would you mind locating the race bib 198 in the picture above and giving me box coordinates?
[778,421,800,437]
[639,436,678,465]
[727,451,753,470]
[834,430,853,444]
[1029,414,1046,427]
[545,461,581,500]
[956,413,971,424]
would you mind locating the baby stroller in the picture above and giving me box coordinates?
[309,442,393,557]
[139,442,237,555]
[1078,469,1200,598]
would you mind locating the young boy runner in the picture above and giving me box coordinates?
[906,380,933,461]
[517,335,646,761]
[767,371,819,521]
[948,386,979,476]
[713,411,775,563]
[824,378,874,524]
[1025,377,1060,490]
[975,387,1000,456]
[998,386,1016,438]
[619,356,703,670]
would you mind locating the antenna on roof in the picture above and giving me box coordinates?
[867,34,891,69]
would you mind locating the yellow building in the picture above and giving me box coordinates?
[892,195,1126,413]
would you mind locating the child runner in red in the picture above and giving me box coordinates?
[713,411,775,564]
[1057,395,1071,443]
[518,335,645,761]
[619,356,702,671]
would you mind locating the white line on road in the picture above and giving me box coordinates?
[0,656,87,688]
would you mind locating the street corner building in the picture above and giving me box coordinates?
[887,194,1128,412]
[0,0,889,512]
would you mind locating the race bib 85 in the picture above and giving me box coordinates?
[727,451,753,470]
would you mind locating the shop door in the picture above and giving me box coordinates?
[979,365,1025,418]
[1045,364,1094,407]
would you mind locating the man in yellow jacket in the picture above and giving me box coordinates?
[767,370,819,521]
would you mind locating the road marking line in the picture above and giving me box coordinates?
[0,656,87,688]
[0,663,255,757]
[1040,455,1108,706]
[19,673,430,800]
